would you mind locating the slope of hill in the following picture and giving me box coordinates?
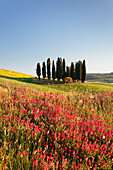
[0,69,34,78]
[0,69,35,84]
[87,73,113,83]
[0,69,113,94]
[1,69,113,84]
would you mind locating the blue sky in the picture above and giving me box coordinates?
[0,0,113,76]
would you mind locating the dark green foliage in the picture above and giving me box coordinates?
[62,58,66,80]
[75,62,78,80]
[82,59,86,83]
[36,57,86,83]
[36,63,41,80]
[73,63,77,81]
[73,71,77,81]
[47,58,51,79]
[56,57,59,80]
[42,62,46,79]
[78,60,82,81]
[56,57,63,81]
[52,60,56,81]
[66,66,70,77]
[70,62,74,81]
[76,61,82,81]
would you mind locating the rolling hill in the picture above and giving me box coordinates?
[0,69,113,94]
[87,72,113,83]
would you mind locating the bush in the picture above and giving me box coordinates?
[64,77,72,83]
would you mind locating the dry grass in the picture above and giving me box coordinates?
[0,86,8,94]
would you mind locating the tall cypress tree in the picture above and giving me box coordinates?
[42,62,46,79]
[82,59,86,83]
[75,61,82,81]
[47,58,51,79]
[75,62,78,81]
[52,60,56,81]
[66,66,70,77]
[36,63,41,80]
[78,60,82,81]
[56,57,59,80]
[62,58,66,81]
[56,57,63,81]
[70,62,74,81]
[73,71,77,81]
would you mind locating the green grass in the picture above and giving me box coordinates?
[0,69,64,94]
[0,69,113,94]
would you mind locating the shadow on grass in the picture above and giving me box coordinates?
[0,75,47,86]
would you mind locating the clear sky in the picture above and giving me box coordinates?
[0,0,113,76]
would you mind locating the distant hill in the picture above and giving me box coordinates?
[0,69,34,78]
[87,73,113,83]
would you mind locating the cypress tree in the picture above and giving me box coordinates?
[75,62,78,81]
[82,59,86,83]
[70,62,74,81]
[42,62,46,79]
[47,58,51,79]
[73,71,77,81]
[36,63,41,80]
[52,60,56,81]
[66,66,70,77]
[62,58,66,80]
[56,57,60,80]
[56,57,63,81]
[75,61,82,81]
[78,60,82,81]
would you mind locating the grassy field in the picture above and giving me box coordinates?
[1,69,113,94]
[0,69,113,169]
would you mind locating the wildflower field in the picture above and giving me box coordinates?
[0,70,113,169]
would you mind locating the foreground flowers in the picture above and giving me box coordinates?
[0,88,113,169]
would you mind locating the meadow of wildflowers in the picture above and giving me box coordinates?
[0,85,113,169]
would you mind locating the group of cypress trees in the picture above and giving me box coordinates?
[36,57,86,83]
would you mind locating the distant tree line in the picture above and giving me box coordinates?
[36,57,86,83]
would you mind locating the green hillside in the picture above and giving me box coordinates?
[0,69,113,94]
[0,69,35,84]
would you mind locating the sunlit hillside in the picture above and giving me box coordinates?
[0,69,34,78]
[1,69,113,94]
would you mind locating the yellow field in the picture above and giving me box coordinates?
[0,69,34,78]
